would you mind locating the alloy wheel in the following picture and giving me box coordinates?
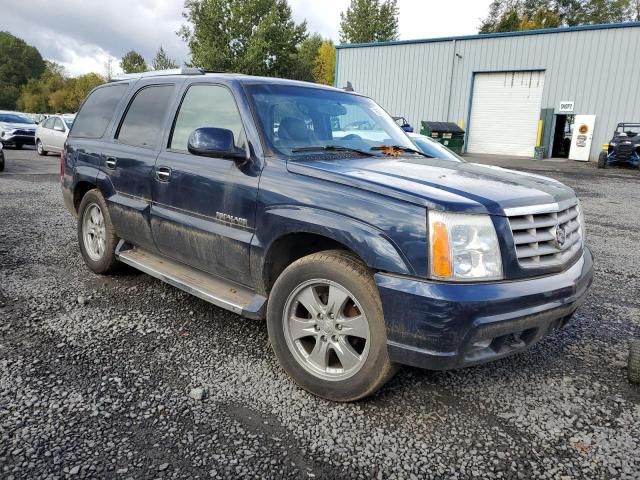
[82,203,106,261]
[283,279,370,381]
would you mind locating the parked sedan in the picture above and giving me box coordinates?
[407,132,463,162]
[35,115,74,156]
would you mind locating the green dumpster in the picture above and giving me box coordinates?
[420,121,465,155]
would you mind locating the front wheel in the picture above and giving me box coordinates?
[267,250,397,402]
[36,139,47,156]
[598,151,607,168]
[77,189,120,274]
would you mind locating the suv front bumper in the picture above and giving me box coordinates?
[376,247,593,370]
[0,132,35,146]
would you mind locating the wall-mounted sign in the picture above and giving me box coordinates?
[559,101,575,113]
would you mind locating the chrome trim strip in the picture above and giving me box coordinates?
[503,198,578,217]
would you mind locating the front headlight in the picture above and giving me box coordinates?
[429,211,503,281]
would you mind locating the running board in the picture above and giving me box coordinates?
[115,242,266,320]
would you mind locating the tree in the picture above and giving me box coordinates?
[339,0,399,44]
[576,0,629,23]
[120,50,147,73]
[291,34,323,82]
[17,62,105,113]
[151,46,178,70]
[179,0,307,78]
[479,0,636,33]
[0,31,46,109]
[519,7,562,29]
[104,56,115,81]
[313,41,336,85]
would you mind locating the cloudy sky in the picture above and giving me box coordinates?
[1,0,492,76]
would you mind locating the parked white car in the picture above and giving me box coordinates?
[35,115,75,156]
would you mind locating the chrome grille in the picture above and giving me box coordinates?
[508,203,583,268]
[15,129,35,136]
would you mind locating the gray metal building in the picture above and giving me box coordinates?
[335,22,640,161]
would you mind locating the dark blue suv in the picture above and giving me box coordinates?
[62,69,593,401]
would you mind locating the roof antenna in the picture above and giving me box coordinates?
[344,81,354,92]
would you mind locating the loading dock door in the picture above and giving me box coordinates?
[467,71,545,157]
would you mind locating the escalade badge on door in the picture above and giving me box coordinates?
[216,212,248,227]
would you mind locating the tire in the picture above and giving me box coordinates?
[77,189,120,274]
[597,151,607,169]
[36,139,47,156]
[629,340,640,384]
[267,250,397,402]
[14,143,22,150]
[0,154,4,172]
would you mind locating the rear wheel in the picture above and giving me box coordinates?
[598,151,607,168]
[267,250,396,402]
[36,139,47,156]
[77,189,119,274]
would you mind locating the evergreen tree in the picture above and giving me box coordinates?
[151,46,178,70]
[339,0,399,44]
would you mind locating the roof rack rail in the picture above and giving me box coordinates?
[110,67,205,82]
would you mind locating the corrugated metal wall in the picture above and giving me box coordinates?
[336,25,640,160]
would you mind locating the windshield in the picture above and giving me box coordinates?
[247,84,416,156]
[410,135,463,162]
[616,124,640,137]
[0,113,35,124]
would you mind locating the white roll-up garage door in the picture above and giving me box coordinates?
[467,71,545,157]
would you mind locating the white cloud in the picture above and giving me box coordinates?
[0,0,492,76]
[290,0,493,42]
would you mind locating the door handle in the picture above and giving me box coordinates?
[105,157,117,169]
[156,166,172,182]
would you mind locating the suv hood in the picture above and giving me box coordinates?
[288,156,576,215]
[0,121,36,131]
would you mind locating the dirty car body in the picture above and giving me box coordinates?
[61,71,593,398]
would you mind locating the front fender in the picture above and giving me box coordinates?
[254,205,414,281]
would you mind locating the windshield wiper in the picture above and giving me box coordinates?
[370,145,433,158]
[290,145,375,157]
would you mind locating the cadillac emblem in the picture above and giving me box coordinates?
[555,224,567,248]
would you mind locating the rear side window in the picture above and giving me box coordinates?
[117,85,174,149]
[170,84,244,151]
[70,84,127,138]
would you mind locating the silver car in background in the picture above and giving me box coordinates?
[0,111,37,149]
[35,115,75,156]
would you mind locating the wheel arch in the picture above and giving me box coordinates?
[73,180,98,213]
[257,206,413,295]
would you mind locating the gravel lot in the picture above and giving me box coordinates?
[1,150,639,479]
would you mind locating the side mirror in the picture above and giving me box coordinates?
[187,127,245,160]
